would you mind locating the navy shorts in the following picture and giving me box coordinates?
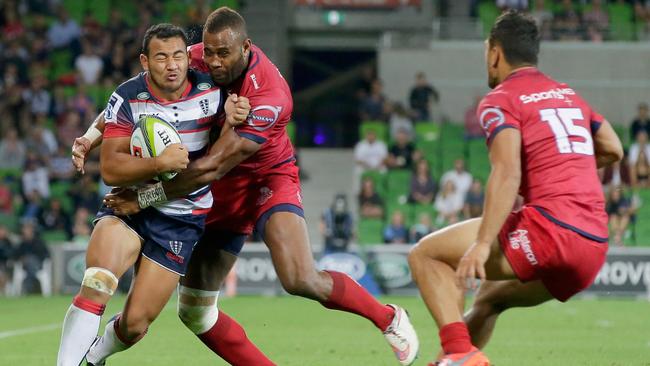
[95,206,206,276]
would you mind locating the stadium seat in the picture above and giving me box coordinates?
[358,218,383,245]
[10,259,52,296]
[386,169,411,194]
[634,189,650,246]
[467,139,490,182]
[478,2,500,38]
[412,203,436,224]
[62,0,85,23]
[608,2,635,41]
[360,121,389,143]
[87,0,110,25]
[286,121,296,144]
[50,49,73,81]
[0,213,18,231]
[42,230,68,243]
[50,182,74,213]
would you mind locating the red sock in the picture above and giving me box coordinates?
[72,295,105,315]
[439,322,473,354]
[198,311,275,366]
[320,270,395,331]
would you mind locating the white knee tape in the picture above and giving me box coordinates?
[82,267,119,296]
[177,285,220,334]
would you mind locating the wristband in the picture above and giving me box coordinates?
[137,182,167,209]
[82,127,103,145]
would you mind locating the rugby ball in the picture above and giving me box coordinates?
[130,115,182,181]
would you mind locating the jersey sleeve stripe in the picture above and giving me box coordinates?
[237,131,267,144]
[487,124,518,145]
[590,121,602,134]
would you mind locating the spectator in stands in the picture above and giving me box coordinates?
[2,6,25,41]
[601,157,631,188]
[409,159,437,205]
[359,79,387,121]
[553,0,584,41]
[383,210,409,244]
[386,128,415,170]
[68,84,97,121]
[409,72,439,122]
[14,220,50,294]
[606,186,632,246]
[0,177,12,214]
[25,120,58,158]
[21,75,51,117]
[0,128,26,169]
[39,198,73,240]
[71,207,92,244]
[359,177,384,219]
[0,224,16,294]
[354,129,387,190]
[356,65,375,99]
[410,212,433,243]
[496,0,528,11]
[57,110,84,146]
[440,158,473,204]
[463,179,485,219]
[69,174,100,212]
[530,0,553,31]
[434,180,464,226]
[21,154,50,199]
[631,102,650,141]
[388,102,414,141]
[629,130,650,188]
[47,7,81,53]
[75,38,104,85]
[49,144,76,181]
[464,95,483,140]
[583,0,609,41]
[320,194,354,253]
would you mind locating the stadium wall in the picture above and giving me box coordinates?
[378,41,650,126]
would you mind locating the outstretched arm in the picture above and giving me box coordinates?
[72,113,106,174]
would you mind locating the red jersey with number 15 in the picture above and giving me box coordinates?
[478,67,608,242]
[188,43,295,174]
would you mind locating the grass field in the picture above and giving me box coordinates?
[1,295,649,365]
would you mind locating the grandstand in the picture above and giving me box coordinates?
[2,0,650,364]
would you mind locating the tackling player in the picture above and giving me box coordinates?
[407,11,623,365]
[100,7,419,366]
[57,24,249,366]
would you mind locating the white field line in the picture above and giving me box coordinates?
[0,323,60,340]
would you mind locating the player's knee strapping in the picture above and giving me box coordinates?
[177,285,219,334]
[82,267,119,296]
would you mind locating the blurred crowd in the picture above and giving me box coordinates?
[476,0,650,42]
[0,0,234,294]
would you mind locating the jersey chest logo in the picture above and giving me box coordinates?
[199,99,210,115]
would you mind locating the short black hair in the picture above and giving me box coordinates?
[204,7,248,39]
[142,23,188,55]
[488,10,540,66]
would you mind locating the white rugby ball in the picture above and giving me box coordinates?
[130,115,182,181]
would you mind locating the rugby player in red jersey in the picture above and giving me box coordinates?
[407,11,623,366]
[82,7,418,366]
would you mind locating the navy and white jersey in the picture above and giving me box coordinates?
[103,70,221,216]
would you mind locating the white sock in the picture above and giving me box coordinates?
[86,317,130,364]
[57,297,104,366]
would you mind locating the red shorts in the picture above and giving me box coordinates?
[499,206,608,302]
[205,162,303,236]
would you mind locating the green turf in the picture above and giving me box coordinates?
[0,295,649,365]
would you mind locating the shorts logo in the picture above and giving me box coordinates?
[169,240,183,255]
[508,229,538,265]
[297,191,303,204]
[257,187,274,206]
[199,99,210,115]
